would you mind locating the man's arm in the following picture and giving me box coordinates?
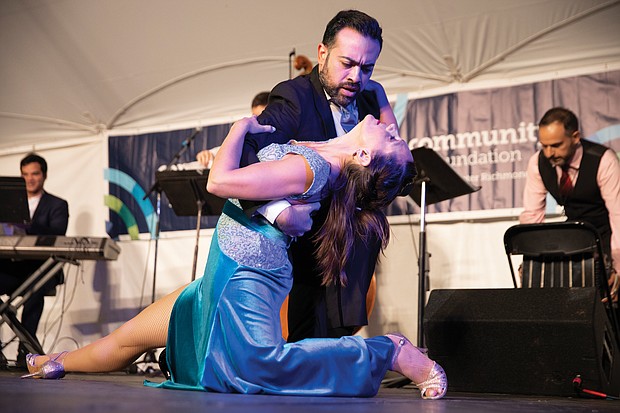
[240,81,308,169]
[520,152,547,224]
[274,202,321,238]
[28,196,69,235]
[256,79,308,142]
[597,149,620,274]
[48,199,69,235]
[199,78,308,171]
[247,78,319,236]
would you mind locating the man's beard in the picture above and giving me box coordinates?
[547,157,565,168]
[319,64,360,107]
[547,146,577,168]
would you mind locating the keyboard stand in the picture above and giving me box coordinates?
[0,235,119,358]
[0,256,77,355]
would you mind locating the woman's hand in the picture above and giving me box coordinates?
[208,115,277,198]
[237,116,276,135]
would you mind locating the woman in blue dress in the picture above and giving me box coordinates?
[24,114,447,399]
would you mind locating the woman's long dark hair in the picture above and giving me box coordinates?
[313,153,416,286]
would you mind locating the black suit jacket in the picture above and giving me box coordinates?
[27,191,69,236]
[240,66,382,339]
[28,191,69,283]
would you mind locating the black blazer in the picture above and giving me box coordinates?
[240,65,382,337]
[27,191,69,236]
[28,191,69,284]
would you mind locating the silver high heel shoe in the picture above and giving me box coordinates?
[388,333,447,399]
[21,352,67,379]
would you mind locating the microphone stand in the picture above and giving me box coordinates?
[289,48,295,79]
[130,127,202,375]
[164,128,202,171]
[143,128,201,302]
[416,177,431,349]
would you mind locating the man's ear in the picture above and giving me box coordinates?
[355,148,371,167]
[317,43,328,67]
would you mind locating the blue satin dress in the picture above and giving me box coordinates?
[149,144,394,396]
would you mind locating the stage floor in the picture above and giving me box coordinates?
[1,369,619,413]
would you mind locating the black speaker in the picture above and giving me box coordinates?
[423,288,620,396]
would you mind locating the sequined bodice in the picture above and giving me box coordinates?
[257,143,330,201]
[217,143,330,269]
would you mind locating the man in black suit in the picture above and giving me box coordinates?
[0,153,69,367]
[242,10,398,341]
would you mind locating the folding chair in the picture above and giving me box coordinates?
[503,221,619,344]
[504,221,607,288]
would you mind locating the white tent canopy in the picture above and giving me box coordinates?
[2,0,619,153]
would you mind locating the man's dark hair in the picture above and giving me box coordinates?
[251,91,269,109]
[322,10,383,50]
[539,107,579,136]
[20,152,48,176]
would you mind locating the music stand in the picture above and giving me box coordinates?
[408,147,480,347]
[0,177,30,226]
[155,169,226,281]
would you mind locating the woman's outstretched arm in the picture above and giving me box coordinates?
[366,80,397,127]
[207,117,313,201]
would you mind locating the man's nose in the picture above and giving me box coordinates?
[543,147,553,158]
[348,66,361,83]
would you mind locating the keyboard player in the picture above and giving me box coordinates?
[0,153,68,369]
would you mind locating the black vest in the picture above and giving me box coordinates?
[538,139,612,255]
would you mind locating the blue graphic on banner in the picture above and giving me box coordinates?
[107,123,231,237]
[104,168,157,238]
[104,194,140,239]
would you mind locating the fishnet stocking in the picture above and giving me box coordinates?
[33,284,187,373]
